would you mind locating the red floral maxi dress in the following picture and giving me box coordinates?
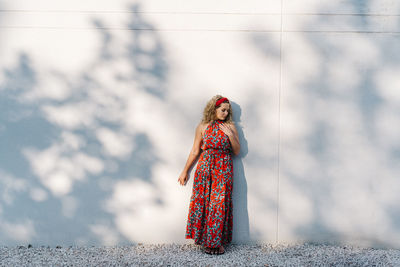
[185,119,233,248]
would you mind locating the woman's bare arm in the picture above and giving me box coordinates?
[178,123,204,186]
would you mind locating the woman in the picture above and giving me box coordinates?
[178,95,240,255]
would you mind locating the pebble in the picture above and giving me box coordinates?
[0,243,399,266]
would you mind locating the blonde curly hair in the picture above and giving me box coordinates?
[201,95,233,124]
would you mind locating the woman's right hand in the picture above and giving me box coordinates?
[178,172,189,186]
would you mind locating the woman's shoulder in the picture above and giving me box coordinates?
[197,121,209,128]
[199,122,210,130]
[197,121,211,136]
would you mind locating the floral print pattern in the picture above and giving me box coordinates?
[185,119,233,248]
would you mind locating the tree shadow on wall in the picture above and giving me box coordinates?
[250,1,400,248]
[0,3,169,246]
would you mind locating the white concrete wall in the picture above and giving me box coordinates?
[0,0,399,248]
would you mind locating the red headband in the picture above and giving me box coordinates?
[215,97,229,107]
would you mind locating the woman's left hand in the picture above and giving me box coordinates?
[219,123,234,137]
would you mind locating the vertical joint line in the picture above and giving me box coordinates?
[276,0,284,245]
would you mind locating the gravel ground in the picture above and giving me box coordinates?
[1,243,400,266]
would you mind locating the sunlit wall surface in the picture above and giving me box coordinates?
[0,0,399,247]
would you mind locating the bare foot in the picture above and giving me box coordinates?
[203,247,212,254]
[204,246,225,255]
[211,246,225,255]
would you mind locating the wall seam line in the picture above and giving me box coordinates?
[276,0,283,245]
[1,10,400,17]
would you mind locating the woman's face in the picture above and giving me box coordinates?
[215,103,230,121]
